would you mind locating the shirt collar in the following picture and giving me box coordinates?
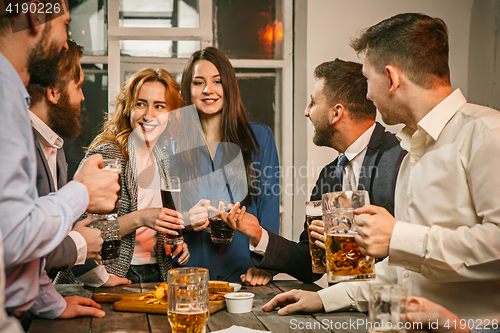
[397,88,467,151]
[344,123,376,161]
[0,51,30,108]
[29,111,64,149]
[396,127,413,152]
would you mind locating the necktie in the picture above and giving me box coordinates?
[336,154,349,190]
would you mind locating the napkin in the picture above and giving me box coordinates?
[211,325,269,333]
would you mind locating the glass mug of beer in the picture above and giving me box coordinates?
[161,176,184,246]
[89,213,121,265]
[167,267,209,333]
[87,158,122,265]
[369,284,407,333]
[305,200,326,274]
[322,190,375,283]
[208,199,234,243]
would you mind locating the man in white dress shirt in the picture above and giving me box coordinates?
[262,13,500,319]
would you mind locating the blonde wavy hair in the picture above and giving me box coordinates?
[88,68,183,160]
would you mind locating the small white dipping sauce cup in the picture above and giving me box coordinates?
[224,292,255,314]
[229,283,242,292]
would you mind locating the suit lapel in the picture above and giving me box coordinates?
[56,147,68,188]
[33,132,57,193]
[358,123,384,192]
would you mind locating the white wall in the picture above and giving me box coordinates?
[304,0,474,192]
[468,0,500,110]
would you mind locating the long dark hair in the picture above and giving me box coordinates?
[179,46,260,201]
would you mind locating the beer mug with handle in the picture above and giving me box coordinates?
[168,267,209,333]
[89,213,121,265]
[322,190,375,283]
[89,158,122,265]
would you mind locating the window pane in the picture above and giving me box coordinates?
[64,64,108,179]
[120,40,200,58]
[235,69,281,158]
[67,0,107,56]
[120,0,199,28]
[214,0,283,59]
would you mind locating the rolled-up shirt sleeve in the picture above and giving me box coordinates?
[30,269,67,319]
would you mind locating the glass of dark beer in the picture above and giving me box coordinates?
[322,190,375,283]
[305,200,326,274]
[89,213,121,265]
[208,199,234,243]
[161,176,184,246]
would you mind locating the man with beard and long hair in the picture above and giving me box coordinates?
[0,0,120,329]
[28,39,131,288]
[224,59,406,285]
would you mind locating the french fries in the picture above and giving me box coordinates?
[209,293,226,301]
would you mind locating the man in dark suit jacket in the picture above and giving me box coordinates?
[254,122,405,283]
[227,59,406,284]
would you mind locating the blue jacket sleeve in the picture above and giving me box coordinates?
[252,124,280,235]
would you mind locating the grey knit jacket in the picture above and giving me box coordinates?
[55,140,172,284]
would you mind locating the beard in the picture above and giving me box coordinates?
[47,89,82,141]
[312,113,333,147]
[27,23,64,88]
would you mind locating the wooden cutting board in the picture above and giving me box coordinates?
[93,291,226,315]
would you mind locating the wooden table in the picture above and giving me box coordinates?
[28,281,368,333]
